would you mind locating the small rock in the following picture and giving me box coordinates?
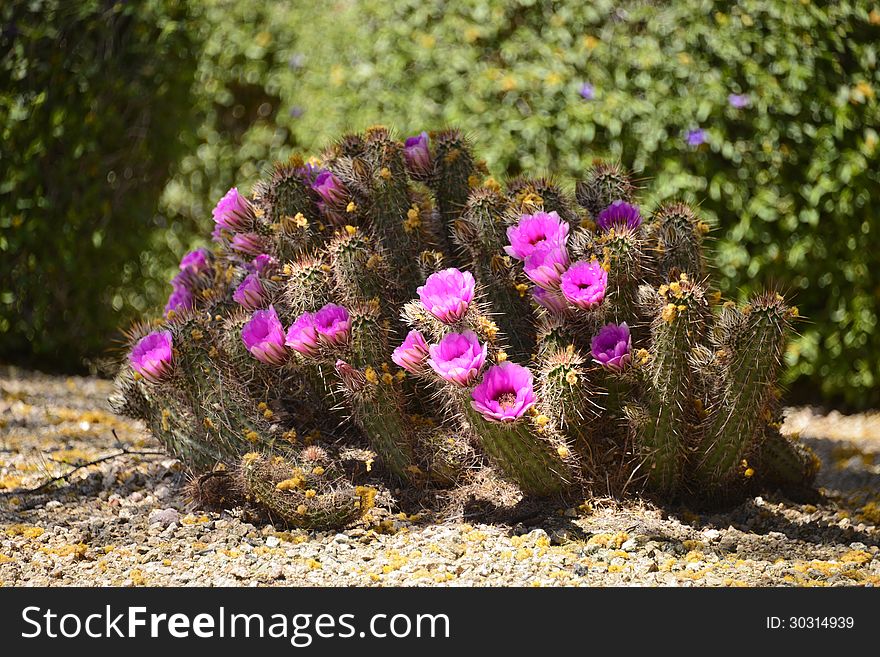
[701,529,721,541]
[266,536,281,548]
[621,539,638,551]
[148,508,179,528]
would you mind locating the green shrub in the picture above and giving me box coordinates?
[0,0,200,372]
[289,0,880,407]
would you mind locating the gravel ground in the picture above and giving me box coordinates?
[1,367,878,587]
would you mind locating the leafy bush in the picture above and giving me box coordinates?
[289,0,880,407]
[0,0,199,371]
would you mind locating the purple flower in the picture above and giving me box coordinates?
[686,129,707,148]
[311,170,347,206]
[523,242,570,290]
[285,312,320,356]
[179,248,209,273]
[129,330,174,383]
[505,211,570,261]
[212,188,254,233]
[427,331,487,386]
[591,322,632,370]
[247,253,278,275]
[560,261,608,309]
[728,93,750,109]
[596,200,642,232]
[471,361,536,423]
[163,285,193,317]
[403,132,432,177]
[230,232,267,257]
[313,303,351,346]
[241,305,287,366]
[417,268,476,324]
[579,83,595,100]
[233,274,265,311]
[392,330,430,374]
[532,286,568,315]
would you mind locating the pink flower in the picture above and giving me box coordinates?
[427,331,487,386]
[233,274,265,311]
[335,359,366,391]
[179,248,209,273]
[403,132,432,178]
[523,242,569,290]
[532,286,568,315]
[560,261,607,309]
[230,232,268,257]
[163,285,193,317]
[591,322,632,370]
[212,187,254,233]
[311,170,347,206]
[471,361,536,422]
[241,305,287,366]
[596,200,642,232]
[130,331,173,383]
[247,254,278,275]
[314,303,351,346]
[505,211,570,261]
[392,330,430,373]
[285,312,320,356]
[417,268,476,324]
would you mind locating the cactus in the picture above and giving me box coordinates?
[113,125,818,529]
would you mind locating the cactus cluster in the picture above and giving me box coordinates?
[111,126,818,530]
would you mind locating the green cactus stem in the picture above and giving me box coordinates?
[645,202,710,283]
[575,161,635,219]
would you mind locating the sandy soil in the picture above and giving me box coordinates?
[1,367,878,587]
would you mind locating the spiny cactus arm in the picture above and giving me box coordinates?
[239,452,369,530]
[429,128,476,252]
[753,428,820,492]
[574,161,635,220]
[328,226,394,305]
[693,293,795,485]
[507,177,581,227]
[635,277,709,495]
[644,202,710,284]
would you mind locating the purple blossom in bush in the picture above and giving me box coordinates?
[560,261,607,309]
[728,93,750,108]
[596,200,642,231]
[591,322,632,370]
[129,330,173,383]
[471,361,536,423]
[417,268,476,324]
[505,211,569,261]
[579,82,595,100]
[686,129,707,148]
[427,331,487,386]
[241,305,287,366]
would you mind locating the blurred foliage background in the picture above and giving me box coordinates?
[2,0,879,408]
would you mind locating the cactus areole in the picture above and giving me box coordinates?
[112,126,817,530]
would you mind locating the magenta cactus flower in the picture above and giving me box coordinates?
[532,286,568,315]
[417,268,476,324]
[212,187,254,233]
[313,303,351,346]
[130,330,174,383]
[335,359,366,392]
[233,274,265,311]
[392,330,430,374]
[230,232,267,257]
[560,261,608,309]
[504,211,570,261]
[179,248,209,273]
[591,322,632,370]
[403,132,432,177]
[596,200,642,232]
[427,331,487,386]
[523,242,570,290]
[164,285,193,317]
[248,253,278,275]
[241,305,288,366]
[471,361,536,423]
[311,170,347,206]
[285,312,320,356]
